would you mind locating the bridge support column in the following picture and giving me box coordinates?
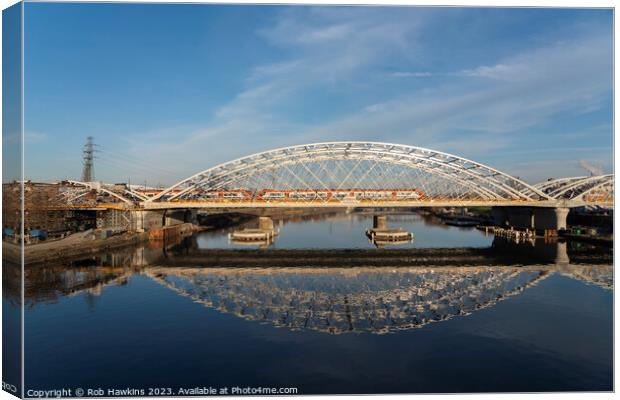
[493,207,569,235]
[130,210,165,232]
[533,207,569,232]
[373,215,387,230]
[164,209,198,226]
[258,217,274,231]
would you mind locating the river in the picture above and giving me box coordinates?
[4,211,613,394]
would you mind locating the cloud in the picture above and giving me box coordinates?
[297,23,354,44]
[501,151,613,183]
[457,36,611,84]
[390,71,433,78]
[458,63,525,80]
[118,9,612,185]
[116,8,428,183]
[299,32,612,150]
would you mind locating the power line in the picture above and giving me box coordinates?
[95,158,174,182]
[95,157,178,187]
[97,148,182,179]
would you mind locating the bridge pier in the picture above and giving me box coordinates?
[533,207,569,231]
[163,209,198,227]
[129,209,198,232]
[130,210,165,232]
[373,215,387,230]
[258,216,275,231]
[492,206,569,235]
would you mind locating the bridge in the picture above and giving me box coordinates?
[58,142,613,207]
[142,141,613,208]
[34,141,612,233]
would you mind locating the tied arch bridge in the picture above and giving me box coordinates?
[63,142,613,233]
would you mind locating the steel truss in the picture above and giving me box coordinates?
[147,142,551,203]
[535,175,614,202]
[56,180,147,206]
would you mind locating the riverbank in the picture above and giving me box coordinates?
[4,223,203,265]
[5,211,318,266]
[3,230,151,265]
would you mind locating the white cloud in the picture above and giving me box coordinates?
[118,10,612,185]
[298,32,612,152]
[390,71,433,78]
[297,23,354,44]
[458,63,526,80]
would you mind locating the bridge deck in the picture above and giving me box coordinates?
[140,199,607,209]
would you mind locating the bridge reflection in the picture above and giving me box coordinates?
[5,237,612,335]
[146,266,549,334]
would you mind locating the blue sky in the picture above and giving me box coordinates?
[22,4,613,186]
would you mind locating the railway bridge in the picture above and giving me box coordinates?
[54,142,614,233]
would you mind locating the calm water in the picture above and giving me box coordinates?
[197,212,492,249]
[6,213,613,395]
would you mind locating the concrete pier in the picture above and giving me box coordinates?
[127,209,199,233]
[491,206,570,235]
[229,216,278,243]
[533,207,569,231]
[131,210,165,232]
[373,215,387,230]
[258,216,275,231]
[366,215,413,245]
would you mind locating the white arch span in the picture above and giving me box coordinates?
[535,175,614,201]
[147,142,551,202]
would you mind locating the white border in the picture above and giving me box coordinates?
[0,2,615,400]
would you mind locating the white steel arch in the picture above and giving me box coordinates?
[534,176,588,193]
[535,175,614,202]
[147,142,551,202]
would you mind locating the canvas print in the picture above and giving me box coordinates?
[2,2,614,397]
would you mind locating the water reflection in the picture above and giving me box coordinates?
[147,266,550,334]
[229,237,275,248]
[9,235,613,334]
[11,212,613,393]
[195,211,493,249]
